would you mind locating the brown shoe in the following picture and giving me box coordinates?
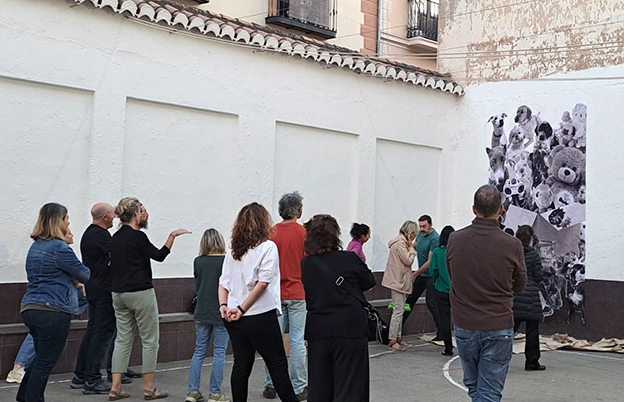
[143,388,169,400]
[109,390,130,401]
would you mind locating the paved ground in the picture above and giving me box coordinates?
[2,334,623,401]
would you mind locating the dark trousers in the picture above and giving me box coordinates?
[514,319,541,367]
[435,290,453,353]
[224,309,297,402]
[403,276,442,335]
[74,297,117,384]
[17,310,71,402]
[307,337,369,402]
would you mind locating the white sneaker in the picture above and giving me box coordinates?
[209,393,231,401]
[6,368,25,384]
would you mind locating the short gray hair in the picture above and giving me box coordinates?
[278,191,303,220]
[399,220,418,238]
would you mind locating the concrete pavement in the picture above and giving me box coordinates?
[1,334,622,401]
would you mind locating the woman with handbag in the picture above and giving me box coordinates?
[301,214,376,402]
[381,221,418,351]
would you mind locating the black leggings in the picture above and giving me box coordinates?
[224,309,297,402]
[435,290,453,353]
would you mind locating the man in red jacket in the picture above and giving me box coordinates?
[446,185,527,402]
[263,192,308,401]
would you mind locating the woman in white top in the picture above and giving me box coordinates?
[218,203,298,402]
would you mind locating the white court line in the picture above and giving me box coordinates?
[443,356,468,392]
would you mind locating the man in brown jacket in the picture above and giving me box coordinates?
[446,185,527,402]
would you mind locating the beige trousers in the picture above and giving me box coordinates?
[111,288,160,373]
[389,291,407,341]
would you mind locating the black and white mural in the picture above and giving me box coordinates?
[486,103,587,324]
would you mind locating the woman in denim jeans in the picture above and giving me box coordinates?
[186,229,231,402]
[17,203,91,402]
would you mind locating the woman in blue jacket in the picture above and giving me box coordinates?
[17,203,90,402]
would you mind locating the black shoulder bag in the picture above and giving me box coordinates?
[315,258,389,345]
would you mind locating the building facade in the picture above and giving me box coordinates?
[437,0,624,84]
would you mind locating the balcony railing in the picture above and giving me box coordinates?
[266,0,338,39]
[407,0,439,42]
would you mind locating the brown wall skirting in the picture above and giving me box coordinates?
[1,276,622,376]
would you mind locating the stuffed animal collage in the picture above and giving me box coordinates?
[486,103,587,324]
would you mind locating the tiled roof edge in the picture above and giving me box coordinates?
[66,0,464,96]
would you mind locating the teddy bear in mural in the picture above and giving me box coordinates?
[533,183,554,213]
[545,145,585,207]
[554,111,576,147]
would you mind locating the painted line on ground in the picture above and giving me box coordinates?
[443,356,468,392]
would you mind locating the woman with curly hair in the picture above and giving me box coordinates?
[218,203,298,402]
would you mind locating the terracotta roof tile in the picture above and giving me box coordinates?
[67,0,463,95]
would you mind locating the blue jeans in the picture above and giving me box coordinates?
[264,300,307,394]
[454,326,514,402]
[17,310,71,402]
[14,333,36,369]
[188,322,229,394]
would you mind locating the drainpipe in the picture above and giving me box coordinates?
[376,0,382,57]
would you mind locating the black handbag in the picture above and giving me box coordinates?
[316,258,389,345]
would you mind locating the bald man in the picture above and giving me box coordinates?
[71,204,117,394]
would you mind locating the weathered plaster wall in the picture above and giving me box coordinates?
[438,0,624,85]
[0,0,458,282]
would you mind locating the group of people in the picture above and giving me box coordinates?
[381,185,544,402]
[15,199,189,402]
[13,184,545,402]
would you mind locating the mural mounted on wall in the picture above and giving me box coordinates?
[486,103,587,324]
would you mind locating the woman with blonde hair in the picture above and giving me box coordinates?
[108,197,190,401]
[17,203,90,402]
[186,229,231,402]
[218,203,298,402]
[381,220,417,351]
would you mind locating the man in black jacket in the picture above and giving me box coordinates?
[70,204,139,394]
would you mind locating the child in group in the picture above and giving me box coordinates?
[5,334,35,384]
[346,223,371,263]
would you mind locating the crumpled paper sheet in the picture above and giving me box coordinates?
[421,333,624,354]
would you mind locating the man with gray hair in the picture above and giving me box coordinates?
[446,185,527,402]
[263,191,308,400]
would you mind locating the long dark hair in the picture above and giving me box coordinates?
[231,203,273,261]
[438,225,455,248]
[349,222,370,240]
[304,214,342,255]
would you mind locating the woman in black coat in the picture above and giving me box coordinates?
[513,225,545,371]
[301,214,376,402]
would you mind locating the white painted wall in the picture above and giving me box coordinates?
[0,0,456,281]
